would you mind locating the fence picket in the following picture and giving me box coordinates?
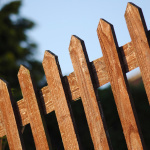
[97,19,144,150]
[0,80,25,150]
[0,2,149,149]
[125,3,150,105]
[69,36,110,150]
[42,51,80,150]
[18,65,51,150]
[0,111,5,137]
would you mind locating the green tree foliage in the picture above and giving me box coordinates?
[0,0,45,100]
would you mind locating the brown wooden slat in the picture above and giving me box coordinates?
[120,41,138,72]
[69,36,110,150]
[18,65,51,150]
[97,19,144,150]
[0,80,25,150]
[0,3,149,150]
[0,111,5,137]
[67,41,139,101]
[0,39,140,131]
[10,42,139,129]
[42,51,80,150]
[0,5,148,137]
[0,23,143,138]
[41,86,54,114]
[67,72,80,101]
[125,3,150,104]
[16,85,54,127]
[17,99,29,126]
[8,41,138,130]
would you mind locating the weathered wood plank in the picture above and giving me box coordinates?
[10,42,139,128]
[67,72,80,101]
[125,3,150,104]
[0,110,5,137]
[97,19,144,150]
[40,86,54,114]
[120,41,138,72]
[0,29,144,139]
[0,38,140,131]
[18,65,51,150]
[0,12,149,138]
[0,80,25,150]
[12,40,139,127]
[17,99,29,126]
[43,51,80,150]
[67,41,139,101]
[16,85,54,128]
[69,36,110,150]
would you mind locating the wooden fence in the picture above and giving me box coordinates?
[0,2,150,150]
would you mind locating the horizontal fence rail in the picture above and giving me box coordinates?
[0,2,150,150]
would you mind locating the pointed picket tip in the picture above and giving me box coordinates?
[125,2,140,18]
[0,79,7,87]
[97,19,112,35]
[45,50,57,59]
[69,35,83,53]
[0,79,10,98]
[18,65,30,78]
[42,50,58,65]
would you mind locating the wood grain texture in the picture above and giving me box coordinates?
[67,41,138,101]
[2,41,137,132]
[97,19,144,150]
[0,3,150,144]
[125,3,150,104]
[69,36,110,150]
[42,51,80,150]
[0,110,5,137]
[17,99,29,126]
[0,80,25,150]
[41,86,54,114]
[3,41,138,131]
[67,72,80,101]
[18,66,50,150]
[0,37,141,136]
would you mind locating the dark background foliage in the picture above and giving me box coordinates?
[0,0,45,100]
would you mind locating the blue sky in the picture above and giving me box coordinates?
[2,1,150,77]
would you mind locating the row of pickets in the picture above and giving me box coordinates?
[0,2,150,150]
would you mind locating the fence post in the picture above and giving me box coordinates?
[97,19,145,150]
[18,66,51,150]
[43,51,81,150]
[125,3,150,105]
[69,36,111,150]
[0,80,25,150]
